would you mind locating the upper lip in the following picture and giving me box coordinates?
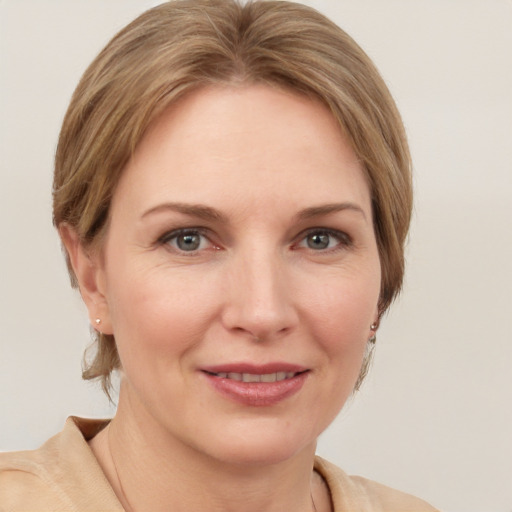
[201,362,308,375]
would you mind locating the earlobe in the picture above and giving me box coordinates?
[58,224,113,335]
[369,305,380,343]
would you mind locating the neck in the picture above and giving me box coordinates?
[90,389,323,512]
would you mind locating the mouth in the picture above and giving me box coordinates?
[204,371,300,383]
[200,364,309,406]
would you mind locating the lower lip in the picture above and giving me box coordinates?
[203,372,309,407]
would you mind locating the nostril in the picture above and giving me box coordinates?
[220,272,299,341]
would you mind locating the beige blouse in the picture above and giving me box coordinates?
[0,417,439,511]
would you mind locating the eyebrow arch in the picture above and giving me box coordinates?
[141,201,367,224]
[141,202,228,223]
[296,202,368,222]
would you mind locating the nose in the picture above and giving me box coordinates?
[220,247,299,342]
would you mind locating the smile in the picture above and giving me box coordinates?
[208,371,298,383]
[201,365,309,406]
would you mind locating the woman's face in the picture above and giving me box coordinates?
[92,85,381,465]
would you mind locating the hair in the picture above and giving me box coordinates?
[53,0,412,396]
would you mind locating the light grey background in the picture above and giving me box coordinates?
[1,1,511,511]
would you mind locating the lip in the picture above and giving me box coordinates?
[202,362,307,374]
[200,362,309,407]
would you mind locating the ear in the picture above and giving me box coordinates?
[59,224,113,335]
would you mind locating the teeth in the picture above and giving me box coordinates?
[243,373,260,383]
[214,372,296,382]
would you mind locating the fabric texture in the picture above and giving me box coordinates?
[0,417,439,511]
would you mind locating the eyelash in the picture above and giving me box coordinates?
[157,227,352,255]
[158,228,217,254]
[294,228,353,253]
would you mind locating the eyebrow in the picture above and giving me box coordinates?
[141,201,367,223]
[141,202,228,223]
[296,202,368,222]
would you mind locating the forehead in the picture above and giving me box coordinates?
[112,84,370,216]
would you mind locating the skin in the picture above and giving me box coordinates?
[61,84,381,512]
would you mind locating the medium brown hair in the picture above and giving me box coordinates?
[53,0,412,395]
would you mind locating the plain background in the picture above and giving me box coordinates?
[1,1,511,511]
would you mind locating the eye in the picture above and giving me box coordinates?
[160,228,213,253]
[296,229,351,251]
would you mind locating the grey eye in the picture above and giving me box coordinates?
[297,229,351,252]
[306,232,331,250]
[161,229,210,252]
[175,233,202,251]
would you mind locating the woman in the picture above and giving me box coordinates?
[0,1,439,510]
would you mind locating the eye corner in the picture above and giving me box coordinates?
[158,227,220,254]
[293,227,353,252]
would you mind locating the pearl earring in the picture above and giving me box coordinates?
[95,318,101,325]
[369,322,378,343]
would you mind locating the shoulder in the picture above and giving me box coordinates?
[314,456,440,512]
[0,417,122,511]
[0,445,71,509]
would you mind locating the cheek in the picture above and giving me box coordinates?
[306,272,379,410]
[301,267,380,391]
[305,271,379,339]
[105,263,220,362]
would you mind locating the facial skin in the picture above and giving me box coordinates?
[68,85,381,472]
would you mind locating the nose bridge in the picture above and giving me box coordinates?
[222,241,297,340]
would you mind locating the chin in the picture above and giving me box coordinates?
[189,417,319,468]
[209,441,314,468]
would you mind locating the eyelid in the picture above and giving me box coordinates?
[158,227,218,253]
[156,226,352,254]
[158,227,205,242]
[293,227,353,250]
